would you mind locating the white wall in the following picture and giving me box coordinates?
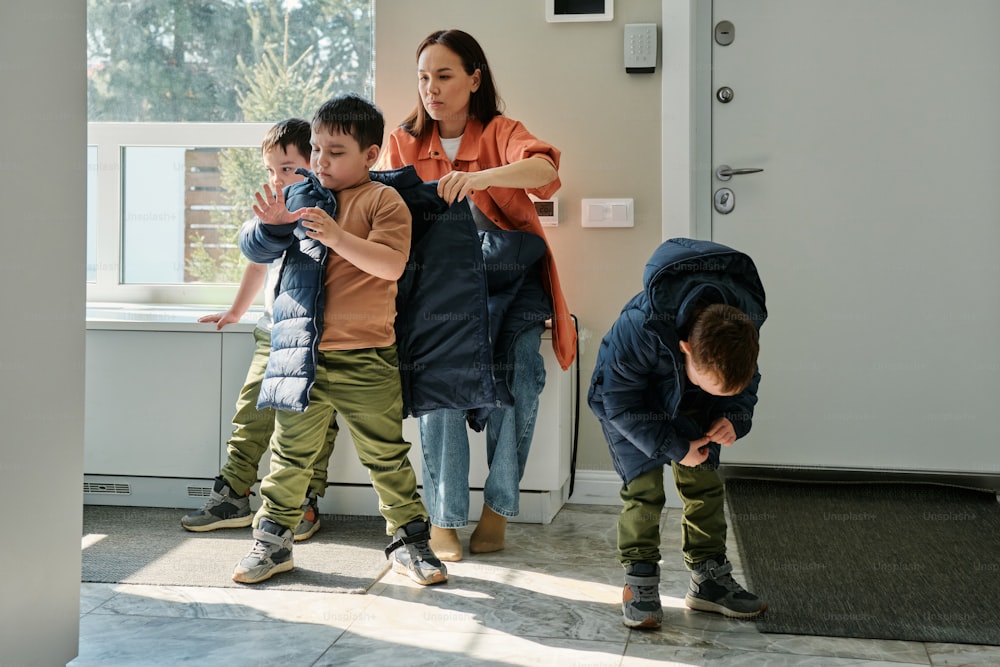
[0,2,86,665]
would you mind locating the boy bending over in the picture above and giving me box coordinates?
[589,237,767,628]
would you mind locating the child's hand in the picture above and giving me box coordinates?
[253,183,306,225]
[705,417,737,446]
[198,310,241,330]
[300,206,344,248]
[678,436,711,468]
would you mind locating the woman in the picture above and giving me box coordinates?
[383,29,576,561]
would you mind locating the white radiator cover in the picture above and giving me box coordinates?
[84,309,576,524]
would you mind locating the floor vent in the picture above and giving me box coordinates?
[187,485,213,498]
[83,481,132,495]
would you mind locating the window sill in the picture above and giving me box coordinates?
[86,302,261,333]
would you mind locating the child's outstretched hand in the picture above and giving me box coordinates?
[253,183,306,225]
[678,436,711,468]
[198,310,241,330]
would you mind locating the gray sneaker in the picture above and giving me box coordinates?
[232,518,294,584]
[385,520,448,585]
[685,555,766,618]
[180,476,252,532]
[622,562,663,629]
[293,492,321,542]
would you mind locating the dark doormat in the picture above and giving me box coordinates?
[82,505,391,593]
[726,478,1000,645]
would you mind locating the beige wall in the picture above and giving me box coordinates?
[375,0,663,475]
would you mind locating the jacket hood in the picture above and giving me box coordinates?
[642,237,767,331]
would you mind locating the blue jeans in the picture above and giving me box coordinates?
[418,324,546,527]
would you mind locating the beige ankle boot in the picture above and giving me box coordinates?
[429,525,463,562]
[469,505,507,554]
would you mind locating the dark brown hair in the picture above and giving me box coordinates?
[400,29,503,138]
[260,118,312,162]
[313,93,385,150]
[687,303,759,393]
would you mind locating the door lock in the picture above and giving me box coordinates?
[716,86,734,103]
[714,20,735,46]
[714,188,735,214]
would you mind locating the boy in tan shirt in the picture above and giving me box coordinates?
[235,93,446,586]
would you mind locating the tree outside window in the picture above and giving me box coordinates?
[87,0,373,286]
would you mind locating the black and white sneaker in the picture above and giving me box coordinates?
[180,476,252,532]
[232,518,294,584]
[293,492,321,542]
[685,555,766,618]
[622,562,663,629]
[385,520,448,586]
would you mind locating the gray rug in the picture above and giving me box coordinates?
[82,506,391,593]
[726,478,1000,646]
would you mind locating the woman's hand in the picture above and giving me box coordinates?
[437,170,488,204]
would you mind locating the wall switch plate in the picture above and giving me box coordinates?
[625,23,657,73]
[582,198,634,228]
[531,196,559,226]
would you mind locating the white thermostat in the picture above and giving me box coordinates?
[531,195,559,226]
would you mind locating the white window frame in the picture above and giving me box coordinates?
[88,122,275,306]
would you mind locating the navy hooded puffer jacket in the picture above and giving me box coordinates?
[588,238,767,484]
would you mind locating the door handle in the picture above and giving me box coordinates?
[715,165,764,181]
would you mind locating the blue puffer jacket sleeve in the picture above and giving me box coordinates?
[238,217,298,264]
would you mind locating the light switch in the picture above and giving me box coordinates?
[582,198,634,228]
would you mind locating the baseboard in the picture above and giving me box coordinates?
[83,475,574,525]
[568,469,684,509]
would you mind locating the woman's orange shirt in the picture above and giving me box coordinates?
[384,116,577,370]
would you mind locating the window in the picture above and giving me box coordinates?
[86,0,374,304]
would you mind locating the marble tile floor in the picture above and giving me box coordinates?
[72,504,1000,666]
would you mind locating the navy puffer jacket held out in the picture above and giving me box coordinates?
[239,166,445,413]
[588,238,767,484]
[395,199,551,430]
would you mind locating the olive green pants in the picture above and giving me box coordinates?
[255,345,426,535]
[219,327,336,497]
[617,461,727,569]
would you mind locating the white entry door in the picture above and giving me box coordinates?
[710,0,1000,473]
